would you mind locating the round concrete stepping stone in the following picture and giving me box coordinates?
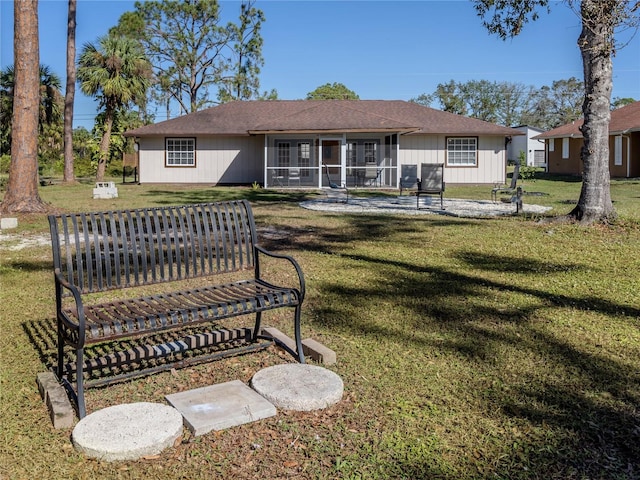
[72,402,183,461]
[251,364,343,411]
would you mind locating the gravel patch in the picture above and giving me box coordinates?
[300,196,552,218]
[0,232,52,251]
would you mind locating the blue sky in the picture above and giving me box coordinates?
[2,0,639,129]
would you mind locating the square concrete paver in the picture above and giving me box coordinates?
[165,380,276,436]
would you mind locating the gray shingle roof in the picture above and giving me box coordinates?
[124,100,521,137]
[535,101,640,139]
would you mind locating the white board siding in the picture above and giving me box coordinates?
[399,135,505,185]
[138,135,264,184]
[507,126,546,166]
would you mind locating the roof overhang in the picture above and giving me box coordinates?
[406,130,524,136]
[611,127,640,135]
[247,127,421,135]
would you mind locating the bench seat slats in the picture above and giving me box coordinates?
[65,279,300,342]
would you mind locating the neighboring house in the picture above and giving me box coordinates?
[507,125,546,168]
[535,101,640,178]
[124,100,522,188]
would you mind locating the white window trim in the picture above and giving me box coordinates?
[166,137,195,167]
[446,137,478,167]
[548,138,555,152]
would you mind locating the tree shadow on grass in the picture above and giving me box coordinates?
[257,213,472,253]
[141,187,311,206]
[306,247,639,478]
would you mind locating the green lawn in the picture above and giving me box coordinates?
[1,178,639,479]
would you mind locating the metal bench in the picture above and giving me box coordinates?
[416,163,445,210]
[48,200,305,418]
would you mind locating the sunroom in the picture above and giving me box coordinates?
[262,133,400,189]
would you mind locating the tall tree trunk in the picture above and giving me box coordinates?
[1,0,47,214]
[569,0,616,224]
[62,0,76,184]
[95,109,113,182]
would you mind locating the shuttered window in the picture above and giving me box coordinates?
[614,136,623,166]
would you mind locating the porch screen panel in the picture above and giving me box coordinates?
[277,142,290,176]
[364,142,377,163]
[346,142,357,175]
[298,142,310,177]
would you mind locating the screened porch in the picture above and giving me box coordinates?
[263,136,399,189]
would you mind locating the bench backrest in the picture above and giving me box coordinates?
[508,162,521,189]
[49,201,258,294]
[420,163,444,191]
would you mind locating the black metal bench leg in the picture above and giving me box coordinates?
[56,323,65,382]
[76,348,87,419]
[252,311,262,342]
[294,305,305,364]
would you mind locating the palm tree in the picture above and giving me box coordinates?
[0,67,14,155]
[0,64,63,155]
[77,34,150,181]
[39,65,63,129]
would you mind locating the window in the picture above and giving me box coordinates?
[562,138,569,159]
[447,137,477,166]
[346,142,357,166]
[166,138,195,166]
[277,142,290,176]
[548,138,555,152]
[297,142,310,177]
[364,142,377,164]
[614,136,623,166]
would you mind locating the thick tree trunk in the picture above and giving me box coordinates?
[62,0,76,184]
[568,0,617,224]
[95,109,113,182]
[1,0,48,214]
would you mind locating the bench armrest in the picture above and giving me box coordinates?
[254,245,306,302]
[54,270,87,346]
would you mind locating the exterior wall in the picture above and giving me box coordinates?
[399,135,506,185]
[546,137,583,175]
[610,132,640,178]
[138,135,264,184]
[137,132,511,186]
[547,133,639,178]
[609,135,626,178]
[630,132,640,177]
[507,127,546,166]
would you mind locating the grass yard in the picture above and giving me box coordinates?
[1,177,639,479]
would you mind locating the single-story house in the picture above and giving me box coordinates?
[124,100,523,188]
[507,125,546,168]
[534,101,640,178]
